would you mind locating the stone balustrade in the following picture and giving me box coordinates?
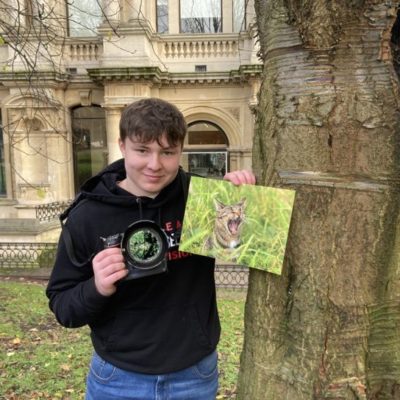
[65,35,246,64]
[65,40,102,63]
[160,37,239,59]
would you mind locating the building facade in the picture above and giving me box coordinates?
[0,0,261,243]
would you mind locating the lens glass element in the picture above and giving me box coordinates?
[126,227,163,264]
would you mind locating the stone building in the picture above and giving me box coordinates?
[0,0,261,244]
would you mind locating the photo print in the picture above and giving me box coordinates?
[179,176,296,275]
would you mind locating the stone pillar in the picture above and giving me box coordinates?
[145,1,157,30]
[246,0,256,29]
[101,0,120,23]
[126,0,143,22]
[229,149,239,171]
[4,0,19,27]
[222,0,233,33]
[104,107,122,163]
[248,77,261,109]
[169,0,180,34]
[2,108,13,199]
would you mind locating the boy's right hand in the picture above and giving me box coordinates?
[92,247,128,296]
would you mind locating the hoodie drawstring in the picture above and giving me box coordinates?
[136,198,144,219]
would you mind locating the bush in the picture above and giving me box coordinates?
[37,247,57,268]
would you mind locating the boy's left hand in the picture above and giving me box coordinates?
[223,170,256,186]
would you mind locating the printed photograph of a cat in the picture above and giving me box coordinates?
[179,176,295,275]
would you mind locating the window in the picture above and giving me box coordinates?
[233,0,246,32]
[184,152,227,177]
[187,122,227,145]
[67,0,102,37]
[182,121,228,178]
[0,111,5,196]
[180,0,222,33]
[157,0,168,33]
[195,65,207,72]
[71,106,107,192]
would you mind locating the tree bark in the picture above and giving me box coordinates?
[237,1,400,399]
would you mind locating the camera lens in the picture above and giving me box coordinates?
[126,228,163,263]
[121,220,168,270]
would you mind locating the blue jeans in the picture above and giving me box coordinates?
[85,351,218,400]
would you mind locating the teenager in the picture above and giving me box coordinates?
[46,98,256,400]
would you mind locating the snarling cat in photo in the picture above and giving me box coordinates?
[205,198,247,251]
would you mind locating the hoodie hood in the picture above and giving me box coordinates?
[79,158,186,209]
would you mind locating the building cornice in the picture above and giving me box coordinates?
[86,64,262,86]
[0,70,69,88]
[0,65,262,89]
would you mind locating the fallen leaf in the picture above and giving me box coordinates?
[60,364,71,372]
[12,337,21,345]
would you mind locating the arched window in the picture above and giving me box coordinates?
[182,121,228,178]
[71,106,107,192]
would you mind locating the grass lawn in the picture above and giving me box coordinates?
[0,279,246,399]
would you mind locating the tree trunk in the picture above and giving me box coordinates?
[237,1,400,399]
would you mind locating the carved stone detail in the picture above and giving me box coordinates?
[224,107,241,122]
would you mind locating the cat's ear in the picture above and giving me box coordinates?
[214,198,225,211]
[238,198,246,207]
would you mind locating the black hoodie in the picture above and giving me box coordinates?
[46,159,220,374]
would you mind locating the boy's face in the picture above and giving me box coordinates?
[119,134,182,198]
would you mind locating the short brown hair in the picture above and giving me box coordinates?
[119,98,187,147]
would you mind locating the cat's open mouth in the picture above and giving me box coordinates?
[228,218,242,234]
